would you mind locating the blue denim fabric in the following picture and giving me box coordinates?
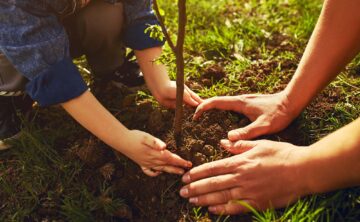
[0,0,163,106]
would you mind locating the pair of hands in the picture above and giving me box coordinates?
[131,48,306,213]
[178,92,308,214]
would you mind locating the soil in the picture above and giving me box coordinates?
[16,35,310,221]
[20,50,310,221]
[54,80,304,222]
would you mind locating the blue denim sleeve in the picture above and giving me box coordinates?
[0,2,88,106]
[123,0,165,50]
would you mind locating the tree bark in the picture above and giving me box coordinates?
[173,0,186,141]
[152,0,187,143]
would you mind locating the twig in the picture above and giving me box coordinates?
[153,0,177,53]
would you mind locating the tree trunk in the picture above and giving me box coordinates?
[173,0,186,142]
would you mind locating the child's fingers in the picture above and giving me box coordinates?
[141,166,162,177]
[184,89,200,107]
[185,85,203,104]
[142,133,167,150]
[152,165,185,175]
[158,150,193,168]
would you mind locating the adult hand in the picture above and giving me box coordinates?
[179,139,309,215]
[154,81,203,109]
[120,130,192,176]
[193,92,298,141]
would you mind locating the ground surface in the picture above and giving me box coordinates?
[1,0,360,221]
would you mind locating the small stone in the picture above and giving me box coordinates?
[193,152,207,166]
[203,145,215,156]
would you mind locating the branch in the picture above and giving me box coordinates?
[153,0,177,53]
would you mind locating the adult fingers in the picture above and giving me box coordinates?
[152,165,185,175]
[208,200,254,215]
[141,132,167,150]
[180,174,240,198]
[227,118,269,141]
[182,157,238,184]
[220,139,259,154]
[193,96,243,120]
[187,187,247,207]
[141,167,162,177]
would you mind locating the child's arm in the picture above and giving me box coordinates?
[135,47,202,108]
[62,90,192,176]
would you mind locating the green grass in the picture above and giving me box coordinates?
[1,0,360,221]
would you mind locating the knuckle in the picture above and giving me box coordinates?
[234,140,244,149]
[141,134,149,143]
[233,172,243,184]
[206,162,217,175]
[230,187,242,199]
[162,151,172,162]
[208,178,220,187]
[220,190,233,202]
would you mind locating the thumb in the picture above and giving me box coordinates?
[220,139,258,154]
[227,119,269,141]
[141,167,162,177]
[193,96,242,120]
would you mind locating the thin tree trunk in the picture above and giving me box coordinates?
[152,0,187,142]
[174,0,186,141]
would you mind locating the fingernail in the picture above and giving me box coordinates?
[208,206,217,212]
[187,161,193,168]
[180,188,188,196]
[182,174,191,183]
[228,131,239,139]
[177,169,185,175]
[189,197,198,204]
[220,139,230,148]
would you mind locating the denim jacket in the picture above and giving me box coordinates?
[0,0,163,106]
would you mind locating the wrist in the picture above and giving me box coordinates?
[111,128,132,153]
[279,89,305,119]
[288,147,314,198]
[152,80,173,100]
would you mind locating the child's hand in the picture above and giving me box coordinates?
[134,48,203,109]
[154,81,203,109]
[119,129,192,177]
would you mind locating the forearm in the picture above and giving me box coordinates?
[301,117,360,194]
[61,90,129,152]
[284,0,360,116]
[135,47,171,97]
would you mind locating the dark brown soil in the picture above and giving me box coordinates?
[26,55,307,221]
[61,82,304,221]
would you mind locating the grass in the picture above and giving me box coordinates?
[1,0,360,221]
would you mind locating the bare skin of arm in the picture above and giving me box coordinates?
[180,0,360,214]
[179,117,360,214]
[194,0,360,141]
[62,91,192,177]
[135,47,202,109]
[60,46,203,176]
